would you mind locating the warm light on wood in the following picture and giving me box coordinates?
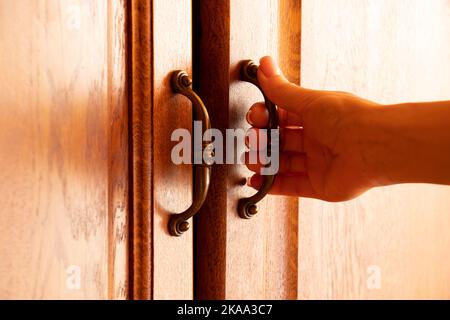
[300,0,450,299]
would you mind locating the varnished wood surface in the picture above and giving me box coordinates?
[299,0,450,299]
[108,0,129,300]
[195,0,301,299]
[130,0,194,300]
[129,0,152,300]
[194,0,230,300]
[0,0,128,299]
[152,0,194,299]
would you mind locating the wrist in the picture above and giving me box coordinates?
[357,104,395,187]
[359,101,450,187]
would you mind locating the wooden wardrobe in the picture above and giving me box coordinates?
[0,0,449,299]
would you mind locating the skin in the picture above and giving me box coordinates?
[245,56,450,202]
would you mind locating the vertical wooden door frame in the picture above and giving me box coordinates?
[129,0,153,300]
[193,0,230,299]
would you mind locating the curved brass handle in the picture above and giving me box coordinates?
[238,60,279,219]
[168,70,212,236]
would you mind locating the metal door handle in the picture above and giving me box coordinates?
[168,70,212,236]
[238,60,279,219]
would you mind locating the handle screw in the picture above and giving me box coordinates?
[178,221,190,233]
[181,75,192,87]
[247,204,258,216]
[248,64,258,77]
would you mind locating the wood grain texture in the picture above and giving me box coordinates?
[108,0,129,300]
[194,0,230,299]
[130,0,194,300]
[129,0,152,300]
[195,0,300,299]
[299,0,450,299]
[0,0,128,299]
[152,0,193,299]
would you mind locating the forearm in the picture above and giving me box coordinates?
[360,101,450,186]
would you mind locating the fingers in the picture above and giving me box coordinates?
[245,152,307,174]
[246,102,269,128]
[248,173,317,198]
[245,127,303,153]
[246,102,303,128]
[257,56,321,117]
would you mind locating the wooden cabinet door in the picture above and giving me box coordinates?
[0,0,128,299]
[299,0,450,299]
[195,0,301,299]
[0,0,194,299]
[194,0,450,300]
[131,0,194,300]
[2,0,449,300]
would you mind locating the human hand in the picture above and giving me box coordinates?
[245,56,381,201]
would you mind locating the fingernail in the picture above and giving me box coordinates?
[259,56,280,77]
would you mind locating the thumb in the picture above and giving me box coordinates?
[257,56,319,115]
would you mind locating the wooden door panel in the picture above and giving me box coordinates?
[0,0,194,300]
[227,0,299,299]
[152,0,194,300]
[299,0,450,299]
[195,0,300,299]
[0,0,128,299]
[129,0,194,300]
